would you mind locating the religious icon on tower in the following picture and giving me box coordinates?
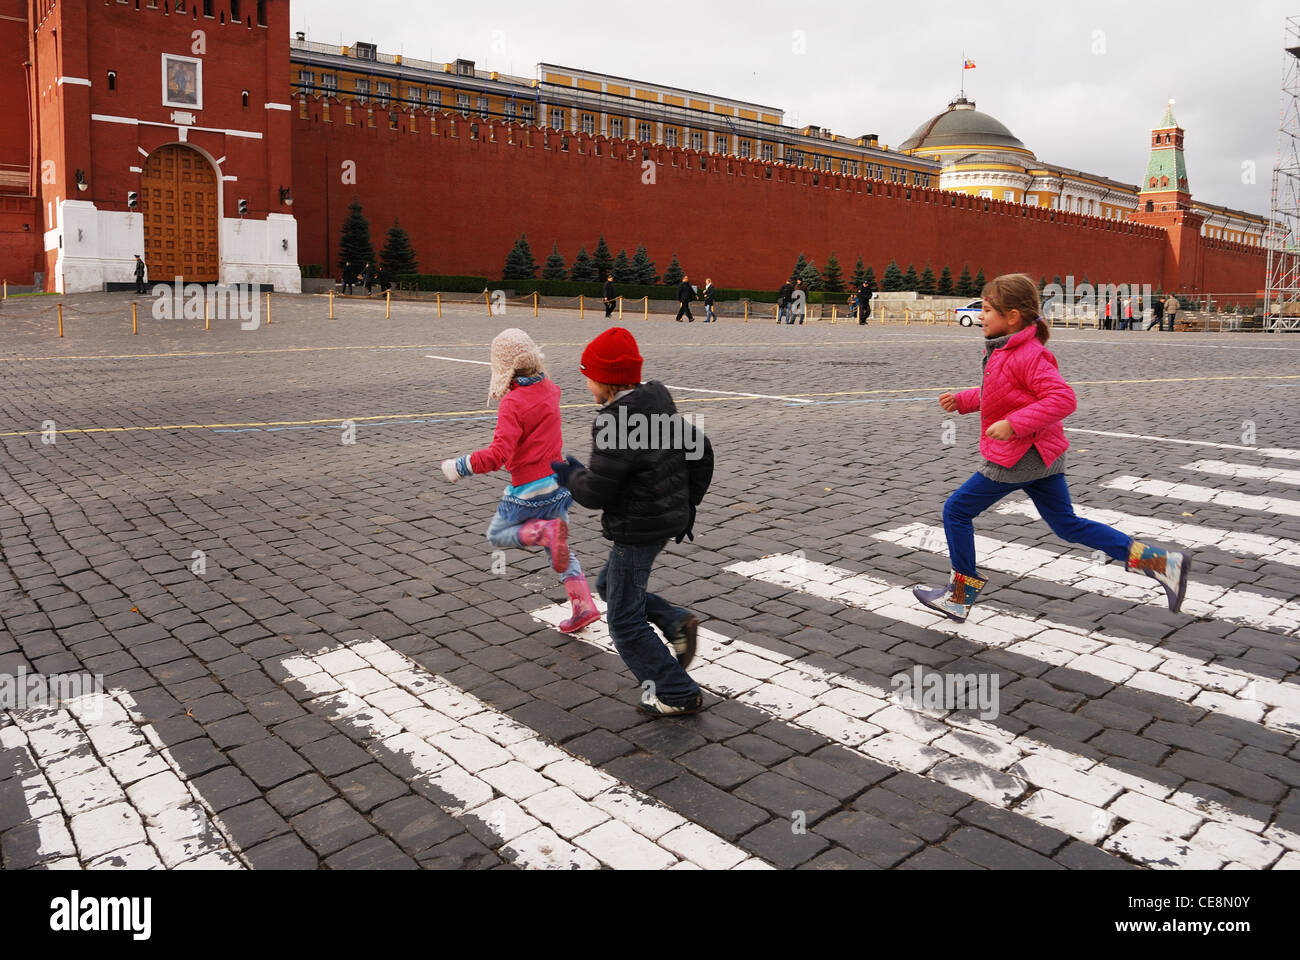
[162,54,203,110]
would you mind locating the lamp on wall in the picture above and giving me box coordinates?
[75,169,88,192]
[279,185,293,207]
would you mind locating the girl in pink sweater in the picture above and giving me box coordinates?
[913,274,1193,622]
[440,329,600,633]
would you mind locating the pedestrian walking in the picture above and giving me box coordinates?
[1147,295,1165,331]
[362,262,374,295]
[675,275,696,323]
[604,274,617,319]
[857,279,872,324]
[1119,297,1133,331]
[792,279,806,324]
[342,261,355,295]
[913,273,1193,623]
[552,327,715,715]
[702,278,717,322]
[439,329,600,634]
[1102,299,1112,330]
[1164,293,1179,332]
[133,255,147,294]
[379,264,391,293]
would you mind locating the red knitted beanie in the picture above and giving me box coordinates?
[580,327,643,384]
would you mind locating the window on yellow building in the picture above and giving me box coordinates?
[739,140,751,159]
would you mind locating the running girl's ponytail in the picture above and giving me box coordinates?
[983,273,1050,343]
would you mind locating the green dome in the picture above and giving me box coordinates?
[900,98,1027,153]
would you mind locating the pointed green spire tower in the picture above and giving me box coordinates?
[1140,98,1191,213]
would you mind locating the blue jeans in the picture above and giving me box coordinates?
[777,303,789,323]
[596,541,699,705]
[942,471,1131,579]
[486,488,582,581]
[705,303,716,322]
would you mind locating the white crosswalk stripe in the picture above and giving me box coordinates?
[1103,476,1300,517]
[1,692,244,869]
[876,523,1300,634]
[1184,460,1300,485]
[530,594,1299,869]
[726,554,1300,735]
[994,499,1300,567]
[278,637,766,870]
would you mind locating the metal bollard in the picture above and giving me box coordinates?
[437,292,442,318]
[329,290,335,319]
[266,292,272,325]
[533,291,538,317]
[386,290,391,319]
[484,290,492,316]
[618,296,623,321]
[132,301,138,334]
[205,297,210,331]
[643,296,648,321]
[57,303,63,338]
[580,295,585,319]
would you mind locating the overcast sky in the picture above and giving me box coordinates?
[294,0,1293,216]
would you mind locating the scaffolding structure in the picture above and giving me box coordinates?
[1265,15,1300,331]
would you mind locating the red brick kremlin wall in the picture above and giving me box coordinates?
[290,105,1267,300]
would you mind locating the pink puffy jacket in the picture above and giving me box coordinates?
[954,324,1076,468]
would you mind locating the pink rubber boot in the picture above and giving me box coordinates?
[558,576,601,633]
[518,518,569,574]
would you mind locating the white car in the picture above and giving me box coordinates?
[955,299,983,327]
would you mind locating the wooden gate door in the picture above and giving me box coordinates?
[140,145,219,283]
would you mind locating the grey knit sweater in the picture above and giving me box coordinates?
[976,332,1067,484]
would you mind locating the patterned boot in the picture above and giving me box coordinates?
[518,518,569,574]
[558,575,601,633]
[1127,540,1193,613]
[913,571,987,623]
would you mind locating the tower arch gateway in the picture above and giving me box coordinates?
[141,144,219,284]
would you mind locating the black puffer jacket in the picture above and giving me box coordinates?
[566,381,714,544]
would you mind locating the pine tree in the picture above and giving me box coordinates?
[570,247,597,283]
[1040,275,1049,291]
[665,252,686,286]
[790,253,809,283]
[612,248,636,283]
[593,236,614,281]
[502,233,538,281]
[380,219,419,278]
[337,197,375,279]
[957,264,974,297]
[918,262,937,295]
[1052,274,1064,289]
[850,256,867,288]
[903,263,919,291]
[974,267,986,292]
[632,244,657,285]
[798,259,822,291]
[882,260,904,292]
[938,266,954,296]
[541,243,568,281]
[822,253,844,292]
[863,266,877,293]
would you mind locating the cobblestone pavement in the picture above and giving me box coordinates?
[1,292,1298,870]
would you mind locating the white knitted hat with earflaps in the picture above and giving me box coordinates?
[488,328,546,403]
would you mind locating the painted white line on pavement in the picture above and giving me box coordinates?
[662,384,814,404]
[1185,460,1300,486]
[2,693,244,869]
[425,354,490,365]
[530,592,1297,870]
[278,637,766,870]
[726,554,1300,734]
[1066,429,1300,461]
[995,499,1300,568]
[877,522,1300,635]
[1102,477,1300,518]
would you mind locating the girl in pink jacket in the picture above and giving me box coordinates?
[439,329,600,633]
[914,273,1192,622]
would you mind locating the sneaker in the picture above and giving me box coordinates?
[669,616,699,669]
[638,692,704,717]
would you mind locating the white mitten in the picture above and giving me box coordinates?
[440,459,461,483]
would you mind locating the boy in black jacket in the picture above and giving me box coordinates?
[552,327,714,716]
